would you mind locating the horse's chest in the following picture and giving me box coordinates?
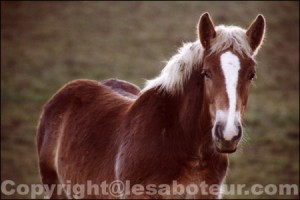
[175,158,228,199]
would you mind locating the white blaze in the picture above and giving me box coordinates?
[220,51,241,141]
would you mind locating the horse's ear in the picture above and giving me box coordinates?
[246,14,266,54]
[198,12,216,49]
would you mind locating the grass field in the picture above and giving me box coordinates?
[1,1,299,199]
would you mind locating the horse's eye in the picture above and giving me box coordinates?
[202,70,211,79]
[249,72,256,81]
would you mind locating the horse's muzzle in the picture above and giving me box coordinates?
[214,123,242,154]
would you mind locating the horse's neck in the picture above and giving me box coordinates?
[135,70,213,155]
[178,70,213,149]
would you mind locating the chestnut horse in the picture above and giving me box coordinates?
[37,13,265,199]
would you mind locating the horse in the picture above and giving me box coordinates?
[36,12,265,199]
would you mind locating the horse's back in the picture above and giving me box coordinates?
[37,79,133,198]
[37,79,130,151]
[101,78,141,99]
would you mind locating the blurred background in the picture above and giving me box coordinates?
[1,1,299,199]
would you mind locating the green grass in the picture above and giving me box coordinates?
[1,1,299,199]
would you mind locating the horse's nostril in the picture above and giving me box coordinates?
[232,125,242,142]
[215,124,223,140]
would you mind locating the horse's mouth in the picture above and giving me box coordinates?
[215,146,237,154]
[216,147,236,153]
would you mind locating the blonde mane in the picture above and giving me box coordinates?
[143,25,253,94]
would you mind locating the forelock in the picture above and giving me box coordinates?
[209,25,252,57]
